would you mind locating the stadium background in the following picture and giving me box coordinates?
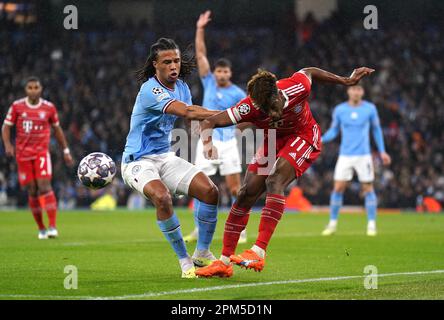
[1,0,443,211]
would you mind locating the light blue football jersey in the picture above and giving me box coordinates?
[122,76,192,163]
[322,100,386,156]
[201,72,246,141]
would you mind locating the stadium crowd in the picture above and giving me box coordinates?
[1,14,443,209]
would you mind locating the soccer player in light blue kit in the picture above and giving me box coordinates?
[184,11,248,244]
[321,85,391,236]
[121,38,220,278]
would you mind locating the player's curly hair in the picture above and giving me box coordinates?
[247,69,282,121]
[136,38,196,84]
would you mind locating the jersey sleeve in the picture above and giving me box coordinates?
[370,104,382,127]
[322,106,341,143]
[183,82,193,106]
[140,83,176,114]
[200,72,215,89]
[236,87,247,102]
[370,104,386,153]
[3,104,17,126]
[49,104,60,126]
[285,71,312,101]
[226,98,255,124]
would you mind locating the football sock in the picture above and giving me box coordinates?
[329,192,343,223]
[196,202,218,250]
[179,257,194,272]
[193,198,200,232]
[157,213,188,259]
[29,196,45,230]
[365,191,377,222]
[222,204,251,257]
[220,255,231,266]
[255,193,286,251]
[251,244,266,259]
[231,196,246,235]
[193,249,214,259]
[38,191,57,228]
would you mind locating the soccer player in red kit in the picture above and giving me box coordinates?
[2,77,73,239]
[196,66,374,277]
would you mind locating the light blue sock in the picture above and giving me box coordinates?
[365,191,377,222]
[330,192,343,221]
[157,213,188,259]
[196,202,218,250]
[193,198,200,230]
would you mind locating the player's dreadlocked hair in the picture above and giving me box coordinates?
[136,38,196,84]
[247,69,282,121]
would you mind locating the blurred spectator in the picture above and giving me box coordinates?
[1,15,443,209]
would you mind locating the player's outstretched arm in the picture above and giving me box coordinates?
[200,111,233,160]
[53,125,74,166]
[321,108,340,144]
[195,10,212,77]
[370,108,392,166]
[166,100,219,120]
[300,67,375,86]
[201,110,233,132]
[1,124,15,157]
[321,126,339,144]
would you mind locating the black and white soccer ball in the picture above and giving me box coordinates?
[77,152,116,190]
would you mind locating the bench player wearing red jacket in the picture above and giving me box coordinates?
[2,77,73,239]
[196,66,374,277]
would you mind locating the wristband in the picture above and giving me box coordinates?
[63,148,71,155]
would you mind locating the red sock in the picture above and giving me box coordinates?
[222,204,251,257]
[39,191,58,228]
[29,196,46,230]
[255,193,286,251]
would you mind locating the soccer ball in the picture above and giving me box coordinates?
[77,152,116,190]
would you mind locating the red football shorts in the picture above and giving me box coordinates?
[248,135,321,177]
[16,151,53,186]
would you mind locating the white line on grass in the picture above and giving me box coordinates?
[59,232,371,247]
[1,269,444,300]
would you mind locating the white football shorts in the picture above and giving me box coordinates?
[333,154,375,183]
[195,138,242,176]
[121,152,201,197]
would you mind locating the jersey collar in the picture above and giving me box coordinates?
[25,98,42,109]
[280,90,290,109]
[154,75,175,92]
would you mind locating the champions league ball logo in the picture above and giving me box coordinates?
[238,103,250,115]
[152,87,164,95]
[77,152,116,189]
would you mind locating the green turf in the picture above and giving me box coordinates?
[0,209,444,300]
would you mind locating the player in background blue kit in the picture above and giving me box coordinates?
[121,38,220,278]
[321,85,391,236]
[184,11,248,245]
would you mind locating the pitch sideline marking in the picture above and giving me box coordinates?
[59,231,378,247]
[1,269,444,300]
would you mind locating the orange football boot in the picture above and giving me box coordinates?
[230,249,265,272]
[195,260,233,278]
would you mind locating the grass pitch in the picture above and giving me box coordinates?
[0,209,444,300]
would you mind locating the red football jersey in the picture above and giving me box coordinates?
[3,97,60,161]
[226,71,321,149]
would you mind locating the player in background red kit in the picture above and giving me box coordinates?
[2,77,73,239]
[196,66,374,277]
